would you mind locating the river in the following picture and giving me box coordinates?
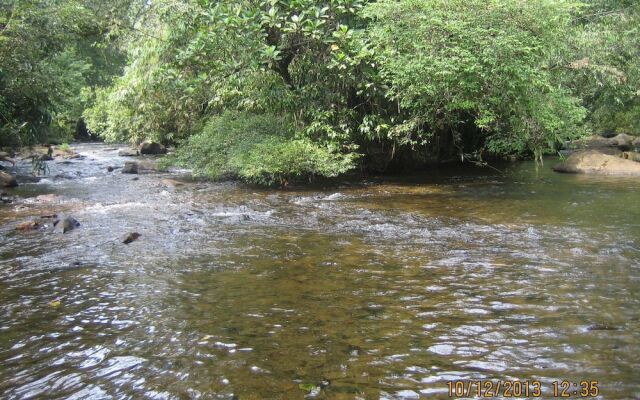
[0,143,638,399]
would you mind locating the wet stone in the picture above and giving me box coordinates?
[118,149,139,157]
[54,216,80,234]
[123,232,141,244]
[0,171,18,188]
[122,162,139,174]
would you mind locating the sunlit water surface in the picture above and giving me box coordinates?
[0,144,638,399]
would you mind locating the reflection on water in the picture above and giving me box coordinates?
[0,144,639,399]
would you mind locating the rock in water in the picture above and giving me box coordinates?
[0,171,18,188]
[35,194,61,203]
[139,141,167,155]
[54,216,80,233]
[554,150,640,176]
[137,159,163,172]
[0,151,16,166]
[123,232,141,244]
[1,192,12,204]
[160,178,185,188]
[118,149,139,157]
[587,324,619,331]
[621,151,640,162]
[122,161,139,174]
[16,220,40,232]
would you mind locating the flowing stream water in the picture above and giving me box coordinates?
[0,143,638,399]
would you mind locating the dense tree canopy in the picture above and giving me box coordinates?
[1,0,638,184]
[0,0,135,146]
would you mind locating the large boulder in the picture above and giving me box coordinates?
[138,159,160,172]
[608,133,634,150]
[139,141,167,155]
[0,171,18,187]
[554,150,640,176]
[564,135,611,150]
[122,161,139,174]
[0,151,16,166]
[633,137,640,151]
[564,134,635,153]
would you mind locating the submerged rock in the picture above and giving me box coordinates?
[554,150,640,176]
[0,171,18,188]
[54,216,80,233]
[139,141,167,155]
[16,175,41,184]
[122,161,139,174]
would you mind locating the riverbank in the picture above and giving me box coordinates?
[1,143,639,398]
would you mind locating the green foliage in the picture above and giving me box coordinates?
[365,0,587,159]
[236,137,357,185]
[30,155,49,176]
[169,112,357,186]
[0,0,131,147]
[0,1,85,145]
[3,0,639,185]
[84,0,377,148]
[59,143,71,153]
[565,0,640,135]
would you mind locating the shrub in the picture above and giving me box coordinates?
[365,0,586,159]
[168,112,357,186]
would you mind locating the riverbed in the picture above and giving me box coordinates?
[0,143,638,399]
